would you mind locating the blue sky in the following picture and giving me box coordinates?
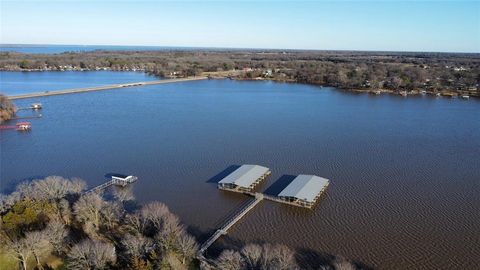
[1,1,479,52]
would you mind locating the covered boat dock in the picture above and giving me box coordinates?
[218,164,271,192]
[277,174,330,208]
[200,168,330,258]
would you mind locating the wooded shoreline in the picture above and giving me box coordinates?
[1,50,478,97]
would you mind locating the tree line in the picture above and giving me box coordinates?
[0,50,478,96]
[0,94,16,122]
[0,176,199,270]
[0,176,362,270]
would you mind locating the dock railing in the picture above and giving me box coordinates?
[82,176,138,195]
[199,195,264,255]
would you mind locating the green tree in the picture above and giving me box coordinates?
[19,60,30,69]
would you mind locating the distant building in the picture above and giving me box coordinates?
[264,69,273,77]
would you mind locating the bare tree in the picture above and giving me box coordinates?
[124,212,148,235]
[101,201,123,229]
[261,243,275,269]
[241,243,262,269]
[269,244,297,270]
[215,249,244,270]
[332,257,356,270]
[34,176,73,200]
[155,212,184,250]
[15,181,37,201]
[67,239,116,270]
[112,185,134,202]
[141,201,170,230]
[2,234,32,270]
[25,230,51,270]
[44,219,68,254]
[58,198,72,225]
[121,233,153,263]
[2,222,64,270]
[8,176,86,208]
[73,193,107,238]
[0,193,12,214]
[175,231,198,264]
[0,93,16,122]
[70,177,87,194]
[200,259,215,270]
[73,192,106,234]
[0,176,85,219]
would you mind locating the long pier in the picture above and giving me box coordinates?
[198,193,264,256]
[8,76,208,100]
[82,175,138,195]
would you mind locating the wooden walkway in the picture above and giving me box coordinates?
[230,190,320,208]
[8,76,208,100]
[82,176,138,195]
[196,187,329,262]
[198,193,264,255]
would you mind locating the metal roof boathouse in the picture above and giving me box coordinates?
[278,174,330,208]
[218,165,271,192]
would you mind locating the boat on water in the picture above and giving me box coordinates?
[461,95,470,99]
[16,122,31,131]
[31,103,42,110]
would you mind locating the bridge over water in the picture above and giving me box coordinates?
[8,76,208,100]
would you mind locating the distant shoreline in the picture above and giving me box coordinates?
[1,49,478,99]
[206,74,475,98]
[4,72,476,100]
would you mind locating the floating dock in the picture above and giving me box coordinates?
[31,103,42,109]
[17,103,43,110]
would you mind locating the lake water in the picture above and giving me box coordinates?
[1,72,479,270]
[0,71,157,95]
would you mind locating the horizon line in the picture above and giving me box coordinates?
[1,43,479,55]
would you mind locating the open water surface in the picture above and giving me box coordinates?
[1,72,479,269]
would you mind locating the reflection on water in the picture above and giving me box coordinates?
[1,77,479,269]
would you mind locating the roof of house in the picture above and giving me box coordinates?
[278,174,329,203]
[218,165,270,188]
